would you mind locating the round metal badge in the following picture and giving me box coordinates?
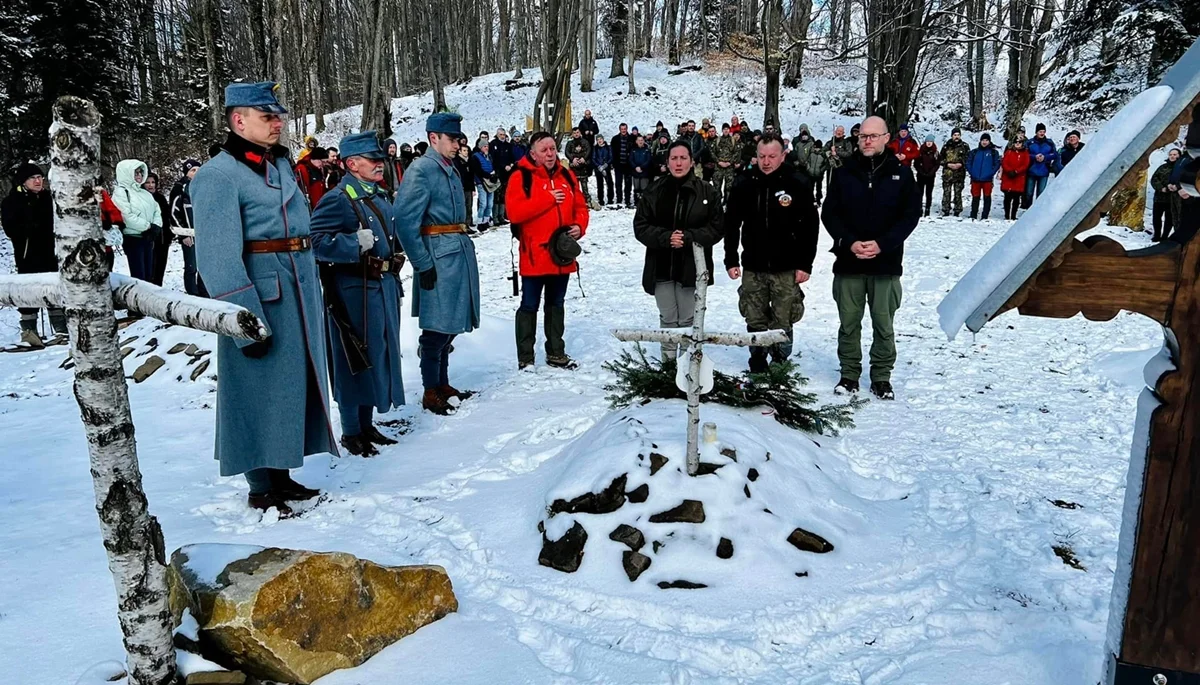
[778,193,793,207]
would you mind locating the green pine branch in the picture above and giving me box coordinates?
[603,345,863,435]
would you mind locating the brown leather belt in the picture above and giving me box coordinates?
[421,223,467,236]
[364,254,406,279]
[245,236,311,254]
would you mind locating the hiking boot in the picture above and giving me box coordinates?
[834,378,860,395]
[362,424,398,446]
[268,470,321,501]
[248,492,295,517]
[19,329,44,348]
[748,347,770,374]
[519,361,534,370]
[340,434,379,457]
[546,354,578,370]
[870,381,895,400]
[438,384,474,402]
[422,388,456,415]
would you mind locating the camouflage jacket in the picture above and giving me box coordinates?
[939,139,971,181]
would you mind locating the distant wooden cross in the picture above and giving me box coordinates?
[613,244,789,476]
[941,39,1200,685]
[0,97,266,685]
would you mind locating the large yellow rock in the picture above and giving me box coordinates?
[1108,167,1148,230]
[168,545,457,684]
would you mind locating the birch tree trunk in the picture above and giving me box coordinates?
[201,0,223,139]
[50,97,177,685]
[627,0,637,94]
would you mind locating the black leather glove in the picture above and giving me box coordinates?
[419,267,438,290]
[241,338,272,359]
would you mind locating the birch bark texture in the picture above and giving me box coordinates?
[49,96,177,685]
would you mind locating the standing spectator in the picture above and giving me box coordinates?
[112,159,163,283]
[577,109,600,147]
[914,136,940,217]
[824,125,854,190]
[1026,123,1058,204]
[592,135,614,207]
[630,135,653,203]
[634,142,725,362]
[325,148,344,188]
[399,143,415,171]
[1000,139,1030,221]
[470,140,499,232]
[169,159,206,296]
[701,125,719,182]
[791,125,828,201]
[712,124,740,204]
[297,135,319,162]
[724,133,820,372]
[1060,130,1085,168]
[144,172,173,286]
[939,128,970,216]
[887,124,920,167]
[511,134,528,164]
[741,130,761,169]
[565,128,596,208]
[966,133,1002,220]
[849,123,862,152]
[455,143,475,228]
[652,131,672,179]
[1151,148,1184,242]
[611,123,635,207]
[381,138,405,200]
[679,120,706,165]
[822,116,922,400]
[1,162,66,347]
[295,146,327,208]
[492,128,515,225]
[506,131,589,370]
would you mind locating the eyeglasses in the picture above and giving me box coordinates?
[857,133,887,142]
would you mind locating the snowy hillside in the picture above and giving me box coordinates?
[0,60,1174,684]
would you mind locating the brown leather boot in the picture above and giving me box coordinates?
[422,388,456,415]
[437,384,474,402]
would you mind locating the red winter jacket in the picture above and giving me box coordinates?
[1000,148,1030,193]
[888,135,920,167]
[506,156,590,277]
[295,159,327,208]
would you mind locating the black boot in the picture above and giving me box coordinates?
[515,309,537,368]
[248,492,295,516]
[340,434,380,457]
[544,306,573,369]
[49,309,68,337]
[362,424,398,446]
[748,347,769,374]
[970,197,980,220]
[982,196,992,220]
[268,470,321,501]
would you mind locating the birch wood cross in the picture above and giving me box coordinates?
[613,243,789,476]
[0,97,266,685]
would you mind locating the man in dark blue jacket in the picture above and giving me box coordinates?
[966,133,1002,220]
[491,128,515,225]
[1025,123,1058,204]
[822,117,922,400]
[611,123,635,207]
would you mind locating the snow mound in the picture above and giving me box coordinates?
[537,400,905,588]
[937,86,1174,340]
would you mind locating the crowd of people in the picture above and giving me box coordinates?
[3,79,1198,514]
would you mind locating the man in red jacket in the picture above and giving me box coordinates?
[887,124,920,168]
[505,131,590,370]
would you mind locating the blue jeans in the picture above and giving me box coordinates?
[1025,175,1049,203]
[519,275,569,313]
[476,187,494,224]
[419,331,455,390]
[123,235,155,282]
[339,404,374,436]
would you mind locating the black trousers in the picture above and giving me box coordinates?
[594,167,613,204]
[614,166,633,204]
[1153,201,1175,241]
[916,174,935,213]
[1003,191,1023,220]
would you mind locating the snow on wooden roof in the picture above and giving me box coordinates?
[938,37,1200,340]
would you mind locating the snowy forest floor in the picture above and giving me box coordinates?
[0,199,1162,684]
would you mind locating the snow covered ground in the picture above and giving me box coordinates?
[0,196,1163,682]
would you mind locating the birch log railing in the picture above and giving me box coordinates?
[0,96,263,685]
[613,243,789,476]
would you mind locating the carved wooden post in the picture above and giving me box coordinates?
[50,97,177,684]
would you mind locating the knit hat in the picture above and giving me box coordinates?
[180,159,202,175]
[13,162,44,186]
[899,123,910,132]
[311,147,328,160]
[980,133,991,142]
[1036,123,1047,133]
[951,127,961,136]
[925,135,935,144]
[1066,130,1081,140]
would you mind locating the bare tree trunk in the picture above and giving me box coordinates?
[201,0,223,139]
[50,97,177,685]
[498,0,512,70]
[580,0,597,91]
[360,0,388,131]
[762,0,782,127]
[1004,0,1054,139]
[608,0,628,77]
[782,0,812,89]
[271,0,289,145]
[627,0,638,94]
[425,0,448,111]
[665,0,680,64]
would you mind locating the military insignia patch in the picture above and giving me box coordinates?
[778,193,793,207]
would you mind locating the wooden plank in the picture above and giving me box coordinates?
[1016,236,1180,325]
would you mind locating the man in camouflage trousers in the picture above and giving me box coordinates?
[939,128,971,216]
[712,123,741,204]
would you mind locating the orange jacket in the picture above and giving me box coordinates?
[505,156,590,276]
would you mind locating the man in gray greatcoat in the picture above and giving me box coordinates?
[311,131,405,458]
[191,82,335,514]
[393,112,481,416]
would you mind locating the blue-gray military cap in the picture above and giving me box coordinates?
[224,81,288,114]
[427,112,463,136]
[339,131,386,160]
